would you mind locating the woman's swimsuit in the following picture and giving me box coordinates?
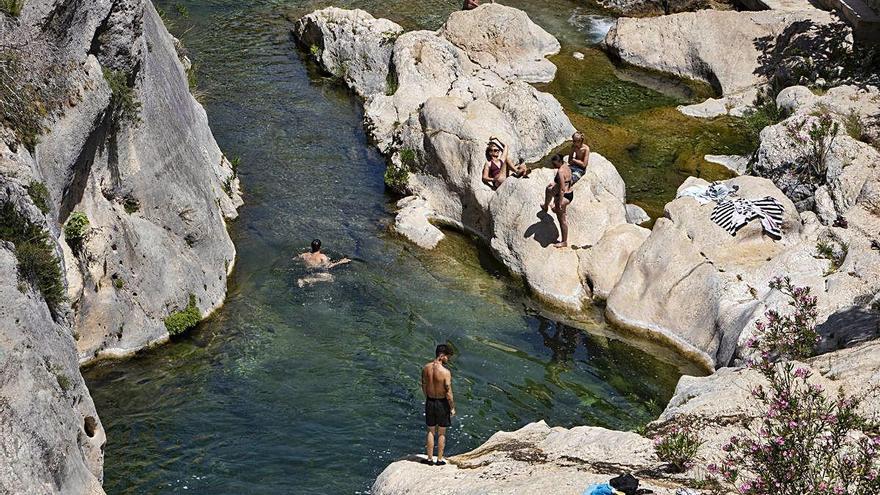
[487,160,503,179]
[555,170,574,202]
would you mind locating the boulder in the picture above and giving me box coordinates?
[704,154,749,176]
[580,223,651,301]
[371,421,680,495]
[439,4,561,84]
[607,176,804,368]
[625,204,650,224]
[598,0,735,17]
[604,9,834,117]
[754,85,880,218]
[293,8,403,99]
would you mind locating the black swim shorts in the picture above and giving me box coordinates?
[425,397,451,427]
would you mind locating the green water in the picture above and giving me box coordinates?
[84,1,749,493]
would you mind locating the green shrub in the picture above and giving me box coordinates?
[742,90,784,151]
[654,423,702,473]
[122,195,139,214]
[310,44,321,58]
[26,181,50,215]
[164,294,201,336]
[0,51,46,150]
[173,3,188,17]
[0,202,65,315]
[816,239,848,275]
[0,0,25,16]
[384,164,409,194]
[186,63,198,92]
[113,276,125,289]
[103,68,141,125]
[55,372,72,391]
[63,211,89,252]
[844,110,864,141]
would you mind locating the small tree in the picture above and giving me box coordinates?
[64,211,90,253]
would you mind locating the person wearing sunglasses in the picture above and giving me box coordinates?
[481,137,529,190]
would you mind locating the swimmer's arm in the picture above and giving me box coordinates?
[444,373,455,416]
[326,258,351,269]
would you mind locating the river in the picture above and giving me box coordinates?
[84,1,750,493]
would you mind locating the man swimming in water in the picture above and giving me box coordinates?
[296,239,350,287]
[421,344,456,466]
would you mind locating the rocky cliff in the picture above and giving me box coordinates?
[0,0,241,492]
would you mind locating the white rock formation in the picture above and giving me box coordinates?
[1,0,242,491]
[294,5,638,312]
[603,9,835,117]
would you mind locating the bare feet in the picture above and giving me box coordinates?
[553,242,568,249]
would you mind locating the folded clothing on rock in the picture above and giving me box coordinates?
[710,196,785,239]
[677,181,739,205]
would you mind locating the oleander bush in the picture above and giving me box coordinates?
[654,423,702,473]
[712,278,880,495]
[744,277,819,362]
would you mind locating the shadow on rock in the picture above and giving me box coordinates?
[524,210,559,247]
[817,306,880,354]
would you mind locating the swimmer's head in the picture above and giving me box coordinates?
[572,132,584,144]
[550,153,564,167]
[436,344,453,361]
[311,239,321,253]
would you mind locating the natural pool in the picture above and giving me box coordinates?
[84,1,751,493]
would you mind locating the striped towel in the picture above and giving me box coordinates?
[710,197,785,239]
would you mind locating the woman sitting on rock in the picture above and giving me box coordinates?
[541,154,573,248]
[481,137,529,190]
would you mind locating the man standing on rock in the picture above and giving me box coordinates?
[421,344,456,465]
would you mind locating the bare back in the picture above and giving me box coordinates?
[422,361,451,399]
[299,251,330,269]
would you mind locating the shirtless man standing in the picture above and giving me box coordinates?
[421,344,456,466]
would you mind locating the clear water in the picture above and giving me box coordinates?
[83,1,742,493]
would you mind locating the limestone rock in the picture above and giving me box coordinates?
[372,421,680,495]
[294,8,403,98]
[604,9,834,117]
[754,85,880,218]
[607,176,803,368]
[704,154,749,176]
[0,238,105,494]
[580,223,650,301]
[625,203,650,224]
[439,4,561,84]
[393,196,445,249]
